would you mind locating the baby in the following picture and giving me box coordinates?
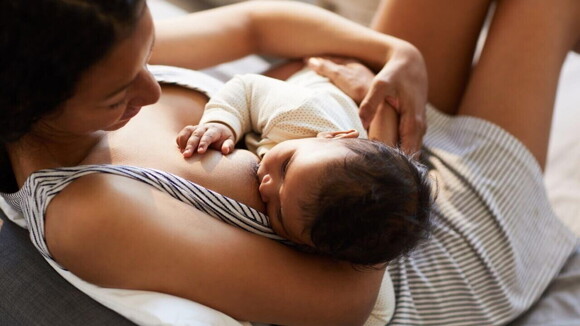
[176,68,432,266]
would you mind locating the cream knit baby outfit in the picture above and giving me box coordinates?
[200,68,368,157]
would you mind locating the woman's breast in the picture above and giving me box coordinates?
[84,85,265,213]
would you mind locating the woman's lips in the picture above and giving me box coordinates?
[121,106,141,120]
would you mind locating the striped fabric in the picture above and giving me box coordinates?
[385,106,577,325]
[2,165,284,263]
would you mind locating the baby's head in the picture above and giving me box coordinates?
[257,130,433,266]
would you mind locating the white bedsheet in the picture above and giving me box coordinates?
[545,53,580,236]
[49,259,251,326]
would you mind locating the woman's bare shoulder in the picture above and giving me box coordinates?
[44,173,161,266]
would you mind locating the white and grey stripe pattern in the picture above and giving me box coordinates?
[2,164,283,262]
[385,106,577,325]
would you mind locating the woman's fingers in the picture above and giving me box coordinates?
[307,57,375,104]
[359,79,398,129]
[372,42,428,155]
[307,57,341,80]
[306,55,349,65]
[398,105,426,156]
[308,46,428,156]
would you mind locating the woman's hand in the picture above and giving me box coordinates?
[307,41,428,155]
[305,56,376,105]
[176,123,236,157]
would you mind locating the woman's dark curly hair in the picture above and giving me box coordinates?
[0,0,145,192]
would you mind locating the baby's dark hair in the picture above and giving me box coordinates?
[0,0,145,193]
[301,138,433,266]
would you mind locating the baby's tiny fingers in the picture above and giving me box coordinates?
[197,129,219,154]
[221,139,235,155]
[176,125,196,150]
[183,128,207,157]
[182,146,194,157]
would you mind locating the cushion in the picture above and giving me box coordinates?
[0,210,135,325]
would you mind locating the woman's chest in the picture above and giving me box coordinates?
[84,87,265,212]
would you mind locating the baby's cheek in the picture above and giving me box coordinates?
[290,220,315,247]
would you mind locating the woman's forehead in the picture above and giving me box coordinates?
[73,6,154,99]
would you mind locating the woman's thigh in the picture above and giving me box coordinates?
[458,0,580,168]
[371,0,493,114]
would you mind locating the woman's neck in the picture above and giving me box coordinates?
[7,131,106,187]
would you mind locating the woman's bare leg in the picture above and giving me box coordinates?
[458,0,580,168]
[371,0,493,114]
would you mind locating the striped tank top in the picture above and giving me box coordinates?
[2,164,283,263]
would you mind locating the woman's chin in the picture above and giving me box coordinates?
[105,107,142,131]
[104,119,131,131]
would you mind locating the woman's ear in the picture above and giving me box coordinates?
[317,129,360,139]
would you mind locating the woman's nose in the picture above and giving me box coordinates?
[129,67,161,107]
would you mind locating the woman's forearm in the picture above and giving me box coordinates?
[244,1,402,70]
[150,1,403,71]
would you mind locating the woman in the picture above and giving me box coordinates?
[0,1,577,326]
[0,1,424,325]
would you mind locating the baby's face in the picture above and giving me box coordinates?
[256,137,353,245]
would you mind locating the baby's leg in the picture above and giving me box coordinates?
[371,0,493,115]
[458,0,580,169]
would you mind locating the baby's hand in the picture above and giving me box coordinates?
[176,123,236,157]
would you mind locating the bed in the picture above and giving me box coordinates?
[1,0,579,325]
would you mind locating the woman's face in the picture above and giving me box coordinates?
[38,5,160,137]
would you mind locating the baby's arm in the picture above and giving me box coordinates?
[176,75,255,157]
[176,74,302,157]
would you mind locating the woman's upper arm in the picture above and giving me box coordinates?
[150,3,256,69]
[45,174,383,326]
[150,1,397,70]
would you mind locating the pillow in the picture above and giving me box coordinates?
[0,196,25,228]
[0,210,135,326]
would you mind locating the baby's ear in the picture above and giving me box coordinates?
[316,129,359,139]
